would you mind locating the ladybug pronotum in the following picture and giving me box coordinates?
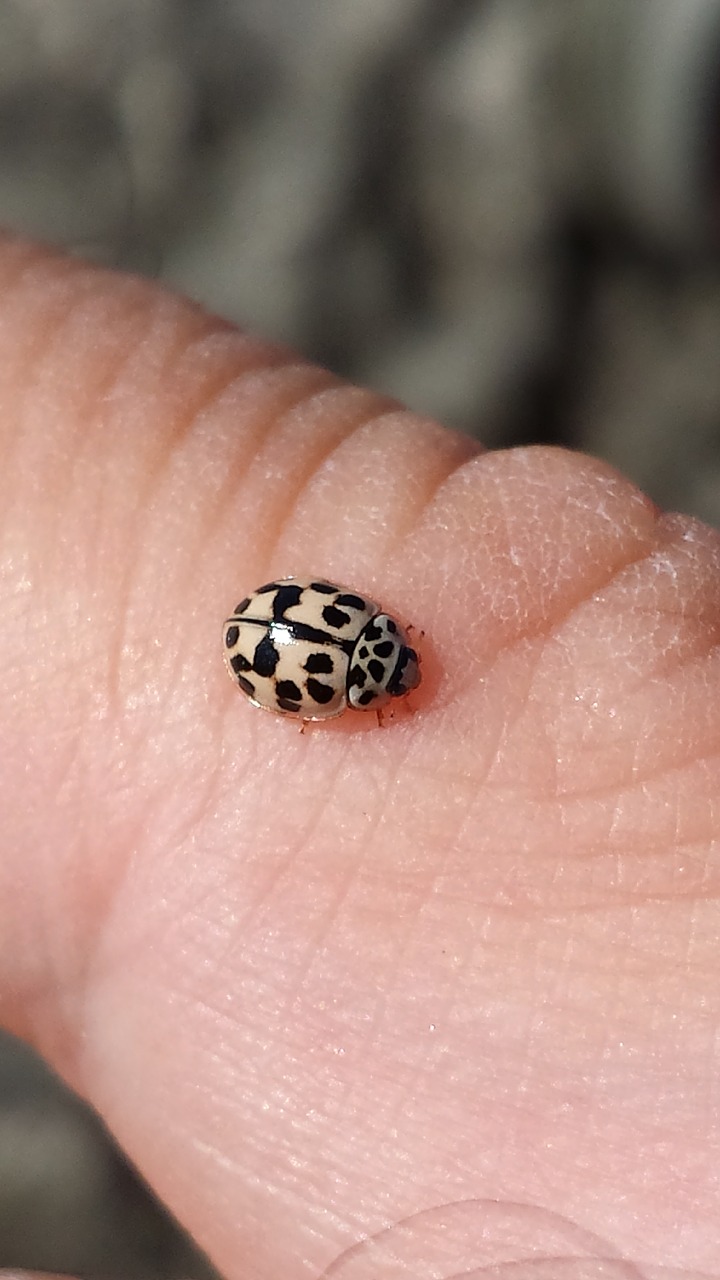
[223,577,421,722]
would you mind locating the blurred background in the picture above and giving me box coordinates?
[3,0,720,1273]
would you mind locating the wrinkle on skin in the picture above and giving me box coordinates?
[0,239,720,1276]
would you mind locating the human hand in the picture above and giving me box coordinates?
[0,236,717,1280]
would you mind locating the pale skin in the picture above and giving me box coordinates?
[0,236,719,1280]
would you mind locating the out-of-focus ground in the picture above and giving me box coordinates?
[3,0,720,1274]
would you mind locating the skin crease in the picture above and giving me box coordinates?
[0,236,719,1280]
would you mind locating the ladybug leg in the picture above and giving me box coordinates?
[406,624,426,640]
[299,719,312,736]
[376,708,386,728]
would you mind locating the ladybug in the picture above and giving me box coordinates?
[223,578,420,721]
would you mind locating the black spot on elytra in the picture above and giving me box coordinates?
[387,619,397,633]
[335,593,366,610]
[307,678,335,704]
[257,582,282,594]
[310,581,337,594]
[253,633,280,677]
[272,584,303,619]
[358,646,369,659]
[234,597,251,614]
[373,640,394,658]
[277,695,301,712]
[271,619,355,655]
[276,679,302,702]
[358,690,376,705]
[363,619,383,641]
[368,659,385,683]
[230,651,252,674]
[304,652,334,674]
[225,625,240,648]
[348,665,366,689]
[237,675,255,697]
[322,604,351,629]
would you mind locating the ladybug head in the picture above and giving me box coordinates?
[387,643,420,699]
